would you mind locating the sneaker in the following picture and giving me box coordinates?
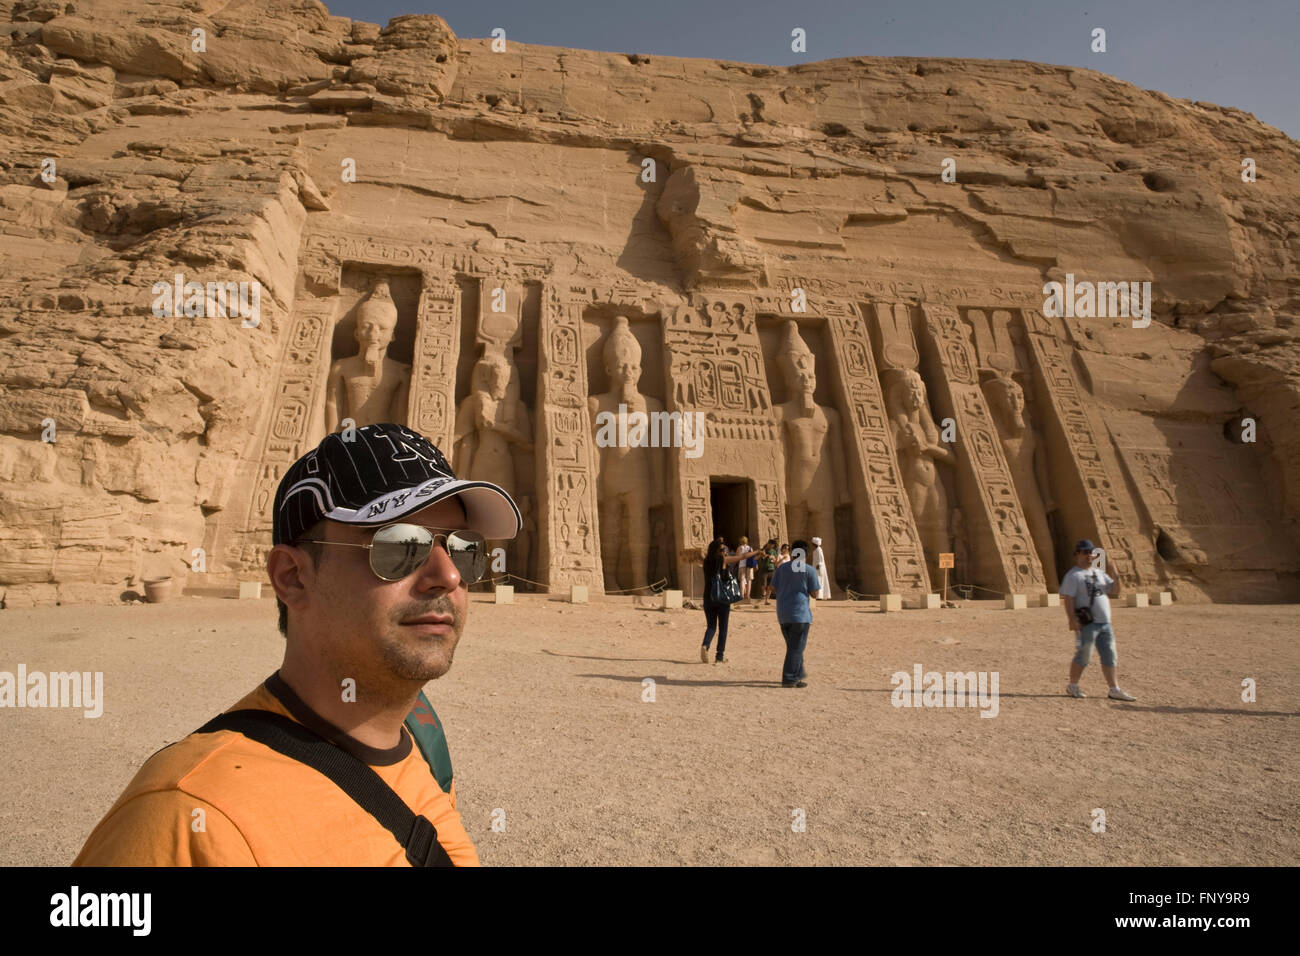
[715,655,727,664]
[1066,683,1086,698]
[1108,687,1136,702]
[700,645,709,663]
[781,681,808,688]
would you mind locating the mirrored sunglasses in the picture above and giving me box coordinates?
[297,522,488,583]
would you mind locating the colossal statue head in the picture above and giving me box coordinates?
[886,368,928,415]
[603,316,642,390]
[983,372,1026,431]
[473,351,511,401]
[778,320,816,396]
[354,279,399,357]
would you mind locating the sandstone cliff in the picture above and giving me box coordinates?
[1,0,1297,606]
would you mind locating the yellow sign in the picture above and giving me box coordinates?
[938,553,955,569]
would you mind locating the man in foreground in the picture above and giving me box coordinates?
[74,423,520,865]
[770,539,822,688]
[1060,538,1137,702]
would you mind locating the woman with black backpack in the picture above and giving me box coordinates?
[700,538,750,664]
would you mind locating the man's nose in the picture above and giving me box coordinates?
[413,539,462,592]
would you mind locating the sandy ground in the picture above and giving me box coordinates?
[1,594,1297,866]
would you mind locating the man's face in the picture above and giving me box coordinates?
[1075,550,1092,569]
[299,496,472,689]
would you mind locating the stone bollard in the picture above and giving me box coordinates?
[1004,594,1027,610]
[662,589,683,610]
[570,584,588,604]
[238,581,262,599]
[880,594,902,612]
[924,593,941,609]
[1040,593,1061,608]
[1152,591,1172,606]
[494,585,514,604]
[1127,593,1148,608]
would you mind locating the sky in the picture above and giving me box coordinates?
[326,0,1299,139]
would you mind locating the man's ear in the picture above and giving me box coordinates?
[268,544,314,615]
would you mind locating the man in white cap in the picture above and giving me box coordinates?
[74,423,520,866]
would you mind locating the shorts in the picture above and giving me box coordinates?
[1072,622,1117,668]
[738,566,754,582]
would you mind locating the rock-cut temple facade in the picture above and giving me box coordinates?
[1,2,1298,607]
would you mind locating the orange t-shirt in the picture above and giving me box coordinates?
[73,677,480,867]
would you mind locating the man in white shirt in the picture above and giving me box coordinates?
[1059,538,1137,701]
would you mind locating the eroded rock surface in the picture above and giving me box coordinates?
[1,0,1297,606]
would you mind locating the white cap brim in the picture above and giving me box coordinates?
[325,476,522,539]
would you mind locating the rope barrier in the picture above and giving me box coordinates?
[477,574,670,594]
[603,578,669,595]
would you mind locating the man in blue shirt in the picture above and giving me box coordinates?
[771,538,822,688]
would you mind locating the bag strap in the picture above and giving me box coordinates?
[1081,568,1100,609]
[405,690,454,794]
[196,709,454,867]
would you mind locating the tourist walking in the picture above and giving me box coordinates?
[771,539,821,687]
[1060,539,1137,701]
[700,538,750,664]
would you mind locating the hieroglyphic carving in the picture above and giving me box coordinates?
[702,412,779,443]
[663,295,774,558]
[756,479,782,546]
[825,302,929,597]
[238,299,336,563]
[684,476,710,553]
[304,233,552,285]
[1021,309,1149,587]
[663,296,768,417]
[921,303,1044,593]
[537,284,602,591]
[409,281,459,452]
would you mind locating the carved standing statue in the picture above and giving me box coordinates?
[324,278,411,431]
[588,316,667,592]
[453,350,531,500]
[774,320,850,596]
[887,368,955,584]
[983,372,1057,582]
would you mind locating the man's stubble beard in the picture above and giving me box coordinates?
[379,593,467,682]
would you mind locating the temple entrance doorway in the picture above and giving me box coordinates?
[710,479,752,551]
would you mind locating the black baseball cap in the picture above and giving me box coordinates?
[1074,539,1097,553]
[272,423,521,546]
